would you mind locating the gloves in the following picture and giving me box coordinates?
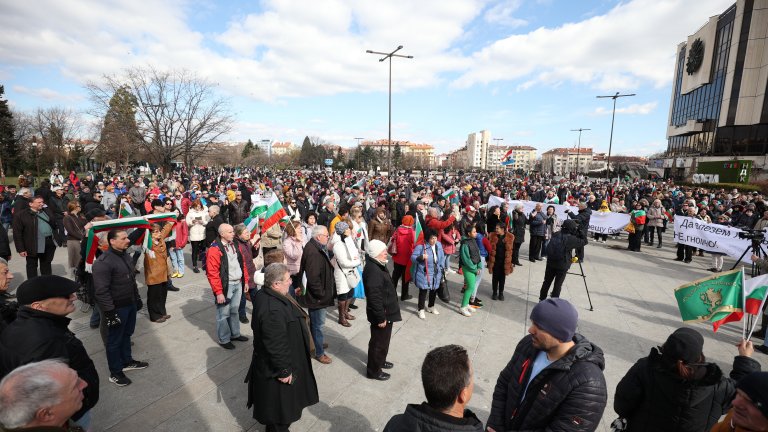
[105,311,122,328]
[136,297,144,311]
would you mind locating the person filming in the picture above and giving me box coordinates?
[538,219,588,301]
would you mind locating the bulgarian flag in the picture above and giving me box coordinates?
[443,188,459,204]
[118,199,133,219]
[252,194,288,234]
[83,213,176,272]
[388,189,397,198]
[674,269,743,332]
[744,273,768,315]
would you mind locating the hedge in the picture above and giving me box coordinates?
[674,182,766,193]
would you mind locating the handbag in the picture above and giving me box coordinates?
[437,273,451,303]
[337,241,361,288]
[387,232,398,255]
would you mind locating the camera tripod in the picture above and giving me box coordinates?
[567,257,594,311]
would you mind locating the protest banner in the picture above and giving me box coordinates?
[487,196,630,235]
[673,216,768,263]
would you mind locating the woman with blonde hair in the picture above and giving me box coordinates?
[63,201,87,278]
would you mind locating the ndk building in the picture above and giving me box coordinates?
[663,0,768,181]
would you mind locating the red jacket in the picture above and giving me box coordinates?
[205,240,250,297]
[392,225,414,266]
[426,214,456,231]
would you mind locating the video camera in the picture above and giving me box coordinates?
[738,229,766,242]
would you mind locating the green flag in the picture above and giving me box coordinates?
[674,269,743,332]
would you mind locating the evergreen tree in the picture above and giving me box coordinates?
[241,139,255,158]
[298,136,315,167]
[99,86,139,169]
[0,85,17,176]
[392,143,402,170]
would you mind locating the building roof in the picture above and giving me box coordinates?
[542,147,594,155]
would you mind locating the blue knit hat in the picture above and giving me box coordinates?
[530,298,579,342]
[335,221,349,235]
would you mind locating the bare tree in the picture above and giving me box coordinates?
[31,107,84,172]
[86,66,234,173]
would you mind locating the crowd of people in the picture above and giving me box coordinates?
[0,165,766,431]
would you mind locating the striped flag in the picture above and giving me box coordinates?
[501,148,515,166]
[442,188,459,204]
[118,199,133,219]
[252,193,288,234]
[744,273,768,315]
[353,176,366,189]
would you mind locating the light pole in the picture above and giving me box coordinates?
[570,128,591,176]
[493,137,504,173]
[354,137,364,170]
[596,92,635,180]
[366,45,413,174]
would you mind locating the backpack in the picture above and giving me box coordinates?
[545,232,568,264]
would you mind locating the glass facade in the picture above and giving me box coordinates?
[666,6,735,157]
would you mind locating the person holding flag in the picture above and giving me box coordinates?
[411,229,445,320]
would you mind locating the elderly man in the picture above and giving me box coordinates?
[299,224,335,365]
[13,195,59,279]
[528,202,546,262]
[487,298,607,432]
[0,258,16,331]
[0,276,99,428]
[0,359,89,431]
[204,205,224,248]
[93,229,148,387]
[363,239,402,381]
[206,223,250,350]
[711,372,768,432]
[246,263,319,432]
[384,345,483,431]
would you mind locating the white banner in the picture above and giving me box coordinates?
[673,216,768,263]
[487,196,631,235]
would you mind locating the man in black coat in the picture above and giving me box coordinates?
[92,229,148,387]
[487,299,607,432]
[511,204,527,266]
[0,258,16,331]
[204,205,225,248]
[0,276,99,427]
[298,224,335,365]
[246,263,319,432]
[12,195,58,279]
[613,328,760,432]
[363,239,402,381]
[566,201,591,261]
[539,220,588,301]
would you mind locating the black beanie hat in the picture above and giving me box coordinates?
[661,327,704,364]
[737,372,768,419]
[151,198,164,208]
[17,275,79,305]
[530,298,578,342]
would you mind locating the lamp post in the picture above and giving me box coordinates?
[596,92,635,180]
[366,45,413,174]
[31,137,40,176]
[570,128,591,176]
[354,137,364,170]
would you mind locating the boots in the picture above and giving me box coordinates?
[337,301,351,327]
[344,300,356,320]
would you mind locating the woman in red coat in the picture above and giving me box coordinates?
[391,215,415,301]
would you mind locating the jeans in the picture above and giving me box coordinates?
[72,409,92,431]
[169,247,185,274]
[216,282,242,344]
[238,286,255,319]
[106,304,137,375]
[470,264,484,301]
[89,307,100,327]
[309,308,327,357]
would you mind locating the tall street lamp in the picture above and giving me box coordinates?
[570,128,591,175]
[355,137,364,170]
[366,45,413,174]
[596,92,635,180]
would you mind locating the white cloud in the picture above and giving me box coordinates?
[592,101,658,116]
[453,0,733,91]
[12,85,83,102]
[484,0,528,28]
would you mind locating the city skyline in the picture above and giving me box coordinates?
[1,0,734,157]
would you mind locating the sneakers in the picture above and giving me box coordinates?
[446,268,456,274]
[492,293,498,300]
[417,310,426,320]
[122,360,149,371]
[110,373,132,387]
[193,267,200,273]
[470,299,483,308]
[426,306,439,315]
[459,307,472,317]
[498,293,505,301]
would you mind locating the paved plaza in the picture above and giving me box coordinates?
[6,236,768,431]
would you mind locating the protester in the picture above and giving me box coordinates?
[411,230,445,319]
[63,201,87,278]
[538,219,588,301]
[710,371,768,432]
[299,225,335,365]
[205,223,250,350]
[391,215,415,301]
[234,223,259,323]
[13,195,58,279]
[144,222,173,323]
[245,263,319,432]
[363,239,401,381]
[613,327,760,432]
[486,298,607,432]
[528,202,546,262]
[186,198,209,273]
[511,204,526,266]
[0,360,89,431]
[331,221,361,327]
[458,225,481,317]
[384,345,483,431]
[488,223,514,301]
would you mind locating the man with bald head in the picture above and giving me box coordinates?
[206,223,250,350]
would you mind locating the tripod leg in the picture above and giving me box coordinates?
[579,261,594,311]
[730,246,752,271]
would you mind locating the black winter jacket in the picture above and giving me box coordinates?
[0,307,99,421]
[299,239,335,309]
[12,207,58,257]
[512,211,527,243]
[384,403,484,432]
[487,334,607,432]
[545,231,588,272]
[614,347,761,432]
[92,247,140,312]
[363,257,402,325]
[567,208,592,239]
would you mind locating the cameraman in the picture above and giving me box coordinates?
[565,201,591,261]
[538,220,588,301]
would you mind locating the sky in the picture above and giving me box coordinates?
[0,0,735,158]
